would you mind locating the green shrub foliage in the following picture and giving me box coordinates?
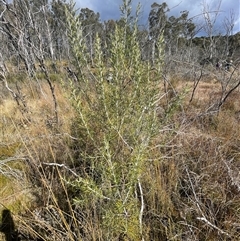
[66,0,164,239]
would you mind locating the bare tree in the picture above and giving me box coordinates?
[0,0,61,124]
[201,0,222,61]
[223,9,236,57]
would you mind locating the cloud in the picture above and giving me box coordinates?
[75,0,240,34]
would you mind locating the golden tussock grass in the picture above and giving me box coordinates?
[0,79,74,211]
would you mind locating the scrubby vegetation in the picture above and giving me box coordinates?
[0,0,240,240]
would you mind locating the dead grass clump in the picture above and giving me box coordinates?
[143,99,240,239]
[216,111,239,139]
[175,131,240,239]
[0,77,75,224]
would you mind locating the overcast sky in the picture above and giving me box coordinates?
[75,0,240,35]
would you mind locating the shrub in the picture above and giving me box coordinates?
[65,0,165,239]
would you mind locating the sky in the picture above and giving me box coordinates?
[75,0,240,35]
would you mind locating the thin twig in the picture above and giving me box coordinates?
[189,69,203,102]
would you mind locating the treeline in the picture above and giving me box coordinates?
[0,0,239,74]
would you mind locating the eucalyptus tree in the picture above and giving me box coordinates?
[165,11,195,54]
[79,7,103,65]
[147,2,197,72]
[148,2,168,64]
[51,0,70,60]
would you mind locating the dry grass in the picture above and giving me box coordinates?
[1,69,240,240]
[0,79,75,235]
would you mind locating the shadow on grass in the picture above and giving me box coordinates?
[0,209,19,241]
